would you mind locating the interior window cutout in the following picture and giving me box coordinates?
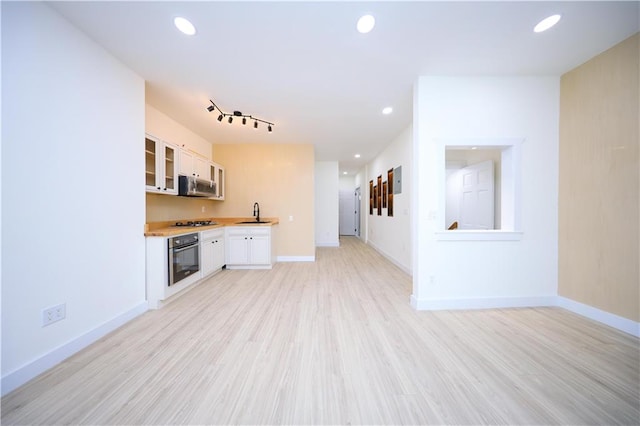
[444,142,520,232]
[446,148,501,230]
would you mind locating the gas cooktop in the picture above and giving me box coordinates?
[174,220,216,227]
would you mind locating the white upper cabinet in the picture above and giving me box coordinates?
[178,147,225,200]
[179,149,209,179]
[145,134,178,195]
[210,162,225,200]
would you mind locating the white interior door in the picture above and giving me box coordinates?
[459,160,494,230]
[339,190,355,236]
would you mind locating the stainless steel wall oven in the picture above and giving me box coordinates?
[168,233,200,286]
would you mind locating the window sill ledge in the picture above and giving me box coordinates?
[435,231,523,241]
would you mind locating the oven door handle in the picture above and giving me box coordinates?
[172,244,198,253]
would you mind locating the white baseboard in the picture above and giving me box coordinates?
[410,295,557,311]
[316,242,339,247]
[367,241,412,276]
[1,302,148,396]
[277,256,315,262]
[556,296,640,337]
[410,294,639,337]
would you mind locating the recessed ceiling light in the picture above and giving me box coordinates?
[534,14,561,33]
[343,171,348,175]
[357,14,375,34]
[354,154,361,158]
[174,17,196,36]
[471,146,478,150]
[382,107,393,115]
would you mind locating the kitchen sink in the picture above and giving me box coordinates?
[236,220,270,224]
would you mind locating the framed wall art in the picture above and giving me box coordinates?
[387,168,394,217]
[369,180,374,215]
[383,181,388,208]
[377,175,382,215]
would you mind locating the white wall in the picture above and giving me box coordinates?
[412,76,559,309]
[339,175,356,192]
[1,2,147,394]
[314,161,339,246]
[366,126,413,274]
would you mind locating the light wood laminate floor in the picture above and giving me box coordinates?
[3,237,639,425]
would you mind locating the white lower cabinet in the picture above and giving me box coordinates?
[201,228,225,277]
[146,225,275,308]
[146,235,202,309]
[147,227,227,309]
[225,226,274,269]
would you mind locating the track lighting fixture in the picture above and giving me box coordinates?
[206,99,274,133]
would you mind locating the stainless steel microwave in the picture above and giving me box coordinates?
[178,175,216,197]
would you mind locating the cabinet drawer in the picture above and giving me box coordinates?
[226,226,271,237]
[200,228,224,240]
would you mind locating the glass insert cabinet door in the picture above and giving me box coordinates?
[145,134,178,195]
[164,144,176,191]
[145,137,157,188]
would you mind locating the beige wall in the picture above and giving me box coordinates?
[559,33,639,322]
[213,144,316,258]
[146,192,220,222]
[146,103,213,158]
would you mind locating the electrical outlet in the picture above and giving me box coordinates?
[201,206,206,213]
[42,303,66,327]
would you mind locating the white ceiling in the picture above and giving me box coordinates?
[50,1,639,175]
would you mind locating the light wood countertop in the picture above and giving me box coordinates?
[144,217,279,237]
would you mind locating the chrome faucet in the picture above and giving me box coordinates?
[253,202,260,222]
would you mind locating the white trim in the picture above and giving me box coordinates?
[277,256,315,262]
[410,294,639,338]
[1,302,148,396]
[556,296,640,338]
[367,241,412,276]
[410,295,556,311]
[435,231,523,241]
[316,242,339,247]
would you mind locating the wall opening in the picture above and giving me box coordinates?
[441,139,522,235]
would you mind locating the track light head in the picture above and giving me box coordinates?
[207,105,215,112]
[254,121,258,129]
[268,125,272,132]
[242,117,247,125]
[228,116,233,124]
[217,114,223,122]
